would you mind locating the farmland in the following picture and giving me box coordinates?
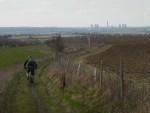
[85,43,150,72]
[0,34,150,113]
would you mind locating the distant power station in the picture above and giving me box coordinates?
[107,20,109,28]
[90,21,127,29]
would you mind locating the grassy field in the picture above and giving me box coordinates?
[0,45,47,68]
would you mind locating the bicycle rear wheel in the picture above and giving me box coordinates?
[28,72,34,85]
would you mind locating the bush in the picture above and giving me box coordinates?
[0,38,40,47]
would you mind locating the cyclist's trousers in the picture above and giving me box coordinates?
[27,67,35,76]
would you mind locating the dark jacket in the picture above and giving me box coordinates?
[24,58,37,70]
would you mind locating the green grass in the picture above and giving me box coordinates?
[0,45,46,68]
[0,72,37,113]
[35,62,53,113]
[14,73,37,113]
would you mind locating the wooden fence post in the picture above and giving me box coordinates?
[77,63,81,76]
[61,71,66,93]
[120,59,125,100]
[88,36,91,48]
[72,64,76,74]
[100,60,103,89]
[65,58,69,73]
[94,67,97,81]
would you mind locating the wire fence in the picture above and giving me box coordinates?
[52,56,150,112]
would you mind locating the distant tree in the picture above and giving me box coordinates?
[0,38,41,47]
[46,34,64,52]
[29,35,32,39]
[46,34,64,60]
[0,35,12,39]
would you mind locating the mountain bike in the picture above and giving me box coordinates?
[27,71,34,85]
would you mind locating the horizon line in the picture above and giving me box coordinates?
[0,26,150,28]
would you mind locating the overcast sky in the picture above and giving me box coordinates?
[0,0,149,27]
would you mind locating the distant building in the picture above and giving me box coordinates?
[94,24,99,29]
[118,24,127,28]
[119,24,122,28]
[90,24,94,29]
[90,24,100,30]
[122,24,127,28]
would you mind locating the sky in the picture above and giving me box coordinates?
[0,0,149,27]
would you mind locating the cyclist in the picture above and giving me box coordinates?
[24,56,37,83]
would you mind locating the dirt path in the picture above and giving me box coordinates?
[0,57,50,94]
[0,64,22,77]
[74,44,113,63]
[0,64,23,94]
[0,59,51,113]
[30,86,44,113]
